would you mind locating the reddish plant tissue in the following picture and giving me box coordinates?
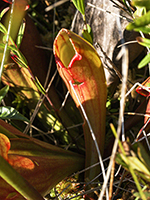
[3,0,11,3]
[135,77,150,138]
[136,77,150,97]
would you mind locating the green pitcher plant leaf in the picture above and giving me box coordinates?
[53,28,107,182]
[0,120,84,200]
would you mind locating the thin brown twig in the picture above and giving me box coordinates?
[113,169,126,197]
[109,160,115,200]
[110,0,134,17]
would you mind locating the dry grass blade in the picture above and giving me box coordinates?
[45,0,69,12]
[109,160,115,199]
[98,16,129,200]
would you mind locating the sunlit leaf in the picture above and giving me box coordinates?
[34,76,46,95]
[0,7,9,20]
[134,26,150,34]
[11,53,28,68]
[134,6,147,18]
[138,53,150,68]
[0,23,7,34]
[16,19,26,48]
[132,0,150,10]
[72,0,85,15]
[0,85,9,104]
[0,106,30,122]
[127,156,150,177]
[82,24,93,44]
[126,10,150,30]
